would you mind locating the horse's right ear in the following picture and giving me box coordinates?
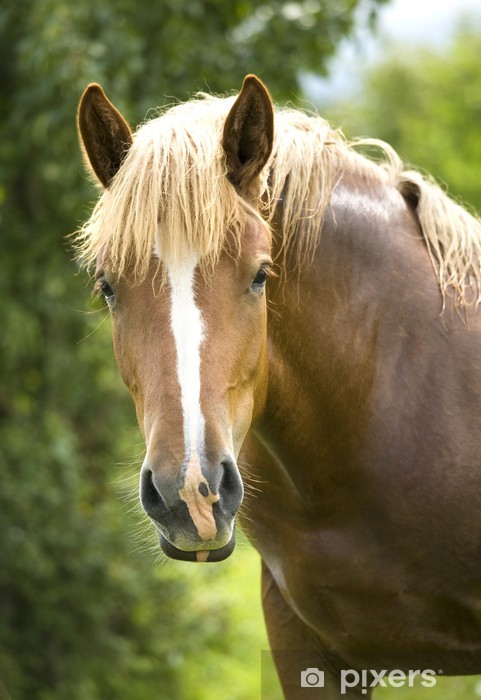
[77,84,133,188]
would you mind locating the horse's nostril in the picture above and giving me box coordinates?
[220,459,237,491]
[140,467,168,522]
[219,458,244,515]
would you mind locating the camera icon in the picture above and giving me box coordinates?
[300,667,325,687]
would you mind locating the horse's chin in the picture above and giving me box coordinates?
[158,532,236,562]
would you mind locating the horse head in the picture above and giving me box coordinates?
[77,77,274,561]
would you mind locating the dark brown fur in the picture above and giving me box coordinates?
[78,83,133,187]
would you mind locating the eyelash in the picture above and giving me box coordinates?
[94,277,116,308]
[252,264,275,293]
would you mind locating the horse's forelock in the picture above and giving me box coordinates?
[75,95,263,280]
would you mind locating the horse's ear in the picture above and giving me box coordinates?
[222,75,274,193]
[77,83,133,188]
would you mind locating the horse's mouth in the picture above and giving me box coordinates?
[158,531,236,562]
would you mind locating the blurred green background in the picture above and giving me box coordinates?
[2,1,481,698]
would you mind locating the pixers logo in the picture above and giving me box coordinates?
[340,669,437,694]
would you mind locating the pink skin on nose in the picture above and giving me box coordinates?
[178,450,219,540]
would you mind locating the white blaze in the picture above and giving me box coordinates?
[167,253,219,541]
[167,253,205,453]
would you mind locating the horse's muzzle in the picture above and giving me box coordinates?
[139,454,243,562]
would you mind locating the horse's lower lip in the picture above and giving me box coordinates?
[158,532,236,562]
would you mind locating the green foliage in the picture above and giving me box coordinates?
[376,675,481,700]
[0,1,385,698]
[326,22,481,213]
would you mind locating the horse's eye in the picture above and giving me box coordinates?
[96,278,116,308]
[252,267,268,292]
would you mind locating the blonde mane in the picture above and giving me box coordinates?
[76,92,481,305]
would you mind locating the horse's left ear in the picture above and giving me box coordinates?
[78,83,133,188]
[222,75,274,193]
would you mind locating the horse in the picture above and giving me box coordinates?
[76,75,481,698]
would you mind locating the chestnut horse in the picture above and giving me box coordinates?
[76,76,481,698]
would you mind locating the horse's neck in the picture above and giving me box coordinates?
[258,174,437,489]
